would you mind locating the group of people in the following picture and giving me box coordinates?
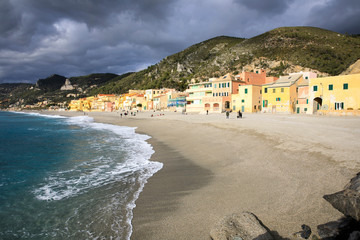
[119,110,137,118]
[226,110,242,119]
[206,109,242,119]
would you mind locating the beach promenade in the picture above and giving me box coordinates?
[43,111,360,239]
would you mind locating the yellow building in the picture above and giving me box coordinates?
[309,73,360,115]
[262,74,303,114]
[232,85,262,113]
[68,99,81,111]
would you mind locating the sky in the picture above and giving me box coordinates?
[1,0,359,84]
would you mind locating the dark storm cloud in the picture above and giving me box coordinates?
[0,0,358,84]
[235,0,294,15]
[0,0,21,35]
[307,0,360,34]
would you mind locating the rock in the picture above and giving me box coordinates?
[60,79,74,91]
[210,212,274,240]
[349,231,360,240]
[293,224,311,239]
[317,217,358,240]
[323,172,360,221]
[177,63,185,72]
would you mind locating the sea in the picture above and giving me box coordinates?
[0,111,163,240]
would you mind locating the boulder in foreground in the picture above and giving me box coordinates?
[323,172,360,221]
[210,211,274,240]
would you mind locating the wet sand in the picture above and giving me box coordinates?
[39,110,360,239]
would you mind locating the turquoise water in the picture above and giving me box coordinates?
[0,111,162,239]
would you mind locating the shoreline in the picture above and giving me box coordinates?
[22,110,360,239]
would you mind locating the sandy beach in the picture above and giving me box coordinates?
[40,110,360,239]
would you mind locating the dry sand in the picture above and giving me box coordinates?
[40,110,360,239]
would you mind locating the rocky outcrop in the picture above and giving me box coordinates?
[60,79,74,91]
[317,217,359,240]
[341,59,360,75]
[210,212,274,240]
[323,172,360,221]
[35,74,66,91]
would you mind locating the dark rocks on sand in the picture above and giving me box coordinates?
[317,217,359,240]
[210,211,274,240]
[323,172,360,221]
[293,224,312,239]
[349,231,360,240]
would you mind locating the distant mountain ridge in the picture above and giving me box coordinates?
[1,26,360,109]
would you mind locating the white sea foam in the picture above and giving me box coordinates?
[12,111,66,119]
[32,114,163,239]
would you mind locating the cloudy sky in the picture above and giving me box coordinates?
[1,0,359,84]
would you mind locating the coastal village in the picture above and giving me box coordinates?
[66,70,360,116]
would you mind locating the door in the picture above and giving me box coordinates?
[241,106,244,112]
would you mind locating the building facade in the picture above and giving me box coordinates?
[262,74,304,114]
[232,85,262,113]
[308,73,360,115]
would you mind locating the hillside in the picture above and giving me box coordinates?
[0,73,127,109]
[102,27,360,93]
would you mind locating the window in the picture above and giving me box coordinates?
[328,84,333,90]
[313,85,318,91]
[304,108,307,112]
[247,78,250,82]
[260,90,262,94]
[306,99,309,104]
[219,84,221,88]
[281,88,284,93]
[305,76,308,79]
[214,84,217,88]
[213,93,215,97]
[335,102,344,110]
[241,99,244,103]
[245,89,248,94]
[296,100,298,104]
[273,89,276,93]
[343,83,348,90]
[256,70,259,74]
[263,100,268,108]
[276,97,281,101]
[264,88,267,93]
[227,82,230,88]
